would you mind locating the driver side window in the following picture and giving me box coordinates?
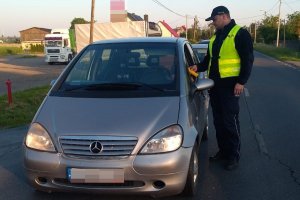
[64,39,69,47]
[184,43,197,83]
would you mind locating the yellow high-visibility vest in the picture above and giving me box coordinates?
[208,25,241,78]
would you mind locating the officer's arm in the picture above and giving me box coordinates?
[235,29,254,85]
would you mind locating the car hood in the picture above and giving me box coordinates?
[35,96,180,140]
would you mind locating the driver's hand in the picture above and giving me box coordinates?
[190,65,198,72]
[188,67,198,77]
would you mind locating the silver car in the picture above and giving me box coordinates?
[23,37,214,198]
[192,43,208,63]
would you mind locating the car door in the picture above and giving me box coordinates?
[183,43,205,135]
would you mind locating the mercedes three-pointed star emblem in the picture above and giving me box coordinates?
[89,141,103,154]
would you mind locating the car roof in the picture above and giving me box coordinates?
[192,43,208,49]
[198,39,210,44]
[92,37,185,45]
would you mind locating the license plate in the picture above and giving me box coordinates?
[50,58,58,61]
[67,168,124,183]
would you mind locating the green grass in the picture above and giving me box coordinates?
[254,43,300,61]
[18,54,38,58]
[0,86,50,129]
[0,46,23,56]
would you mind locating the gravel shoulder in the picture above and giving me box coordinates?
[0,55,66,95]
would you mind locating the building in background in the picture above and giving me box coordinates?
[158,21,179,37]
[110,0,144,23]
[174,26,187,37]
[109,0,179,38]
[19,27,51,50]
[110,0,127,23]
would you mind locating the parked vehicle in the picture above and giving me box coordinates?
[192,43,208,62]
[198,39,210,45]
[44,29,73,65]
[192,43,209,79]
[23,37,214,198]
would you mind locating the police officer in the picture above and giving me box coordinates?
[192,6,254,170]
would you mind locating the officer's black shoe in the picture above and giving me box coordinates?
[224,159,239,171]
[209,152,226,162]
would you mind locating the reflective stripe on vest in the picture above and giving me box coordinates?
[208,25,241,78]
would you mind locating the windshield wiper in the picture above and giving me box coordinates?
[85,83,140,90]
[61,82,165,92]
[129,82,165,92]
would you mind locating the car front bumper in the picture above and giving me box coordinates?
[23,146,193,197]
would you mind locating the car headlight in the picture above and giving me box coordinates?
[25,123,56,152]
[140,125,183,154]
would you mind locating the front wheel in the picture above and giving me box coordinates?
[201,115,208,141]
[67,54,73,64]
[182,144,199,196]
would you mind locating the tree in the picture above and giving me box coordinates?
[257,15,279,44]
[256,11,300,44]
[70,17,89,29]
[286,11,300,39]
[258,26,277,44]
[261,15,279,28]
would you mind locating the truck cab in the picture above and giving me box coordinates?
[44,29,73,65]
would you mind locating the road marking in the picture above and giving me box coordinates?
[244,88,250,97]
[254,124,269,155]
[255,51,299,69]
[286,65,296,69]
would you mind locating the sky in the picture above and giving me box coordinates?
[0,0,299,36]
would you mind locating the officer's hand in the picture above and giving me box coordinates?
[234,83,244,96]
[190,65,198,72]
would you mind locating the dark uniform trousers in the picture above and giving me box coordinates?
[209,86,241,161]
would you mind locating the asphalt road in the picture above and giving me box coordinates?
[0,55,66,95]
[0,52,299,200]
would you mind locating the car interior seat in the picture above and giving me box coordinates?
[141,55,172,84]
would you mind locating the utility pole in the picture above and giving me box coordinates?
[283,19,286,47]
[89,0,95,44]
[144,15,149,37]
[185,15,188,39]
[276,0,282,47]
[193,16,199,41]
[254,22,257,44]
[249,23,252,35]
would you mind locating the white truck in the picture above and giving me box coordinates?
[44,29,73,65]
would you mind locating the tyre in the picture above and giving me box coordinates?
[182,144,199,196]
[67,54,72,63]
[48,62,54,65]
[201,115,208,141]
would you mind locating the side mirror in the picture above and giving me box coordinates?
[50,79,56,86]
[192,78,214,94]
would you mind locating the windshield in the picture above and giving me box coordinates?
[45,40,62,47]
[193,48,207,62]
[55,42,179,97]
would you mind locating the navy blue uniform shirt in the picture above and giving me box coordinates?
[198,19,254,87]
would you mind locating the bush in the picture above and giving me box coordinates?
[0,46,23,56]
[30,44,44,53]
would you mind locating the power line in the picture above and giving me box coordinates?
[151,0,195,19]
[236,14,265,21]
[286,0,300,3]
[151,0,186,18]
[283,0,296,12]
[236,0,280,21]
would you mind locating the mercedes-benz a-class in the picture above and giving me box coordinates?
[23,37,213,198]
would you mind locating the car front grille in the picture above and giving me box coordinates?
[47,49,60,53]
[53,178,145,188]
[59,136,138,159]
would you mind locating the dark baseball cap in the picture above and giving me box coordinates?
[205,6,230,21]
